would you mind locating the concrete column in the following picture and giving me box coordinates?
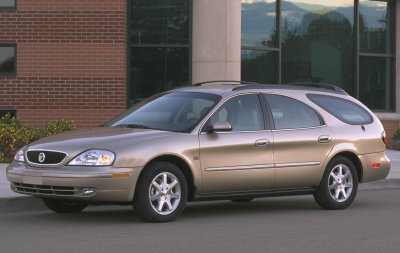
[192,0,241,83]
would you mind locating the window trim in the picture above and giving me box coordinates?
[0,44,16,77]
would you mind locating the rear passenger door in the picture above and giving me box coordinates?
[264,94,334,189]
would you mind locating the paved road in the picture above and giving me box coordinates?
[1,189,400,253]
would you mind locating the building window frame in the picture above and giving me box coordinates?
[127,0,192,106]
[241,0,397,112]
[241,0,280,83]
[355,0,396,112]
[0,44,16,77]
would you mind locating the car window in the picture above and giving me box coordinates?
[307,94,373,125]
[108,92,220,133]
[265,94,322,130]
[205,94,264,132]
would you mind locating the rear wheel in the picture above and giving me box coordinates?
[134,161,188,222]
[42,198,88,213]
[314,156,358,210]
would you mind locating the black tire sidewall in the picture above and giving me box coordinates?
[315,156,358,210]
[134,161,188,222]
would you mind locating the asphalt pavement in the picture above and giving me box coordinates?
[1,189,400,253]
[1,149,400,203]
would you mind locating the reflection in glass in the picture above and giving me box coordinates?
[281,0,354,94]
[130,0,190,45]
[130,47,189,105]
[241,0,277,48]
[359,56,392,110]
[241,50,277,83]
[359,0,393,54]
[0,46,15,75]
[0,0,15,7]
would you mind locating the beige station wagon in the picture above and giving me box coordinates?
[7,81,391,222]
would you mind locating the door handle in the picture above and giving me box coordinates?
[255,139,270,147]
[318,135,332,143]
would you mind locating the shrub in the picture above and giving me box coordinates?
[44,118,75,137]
[0,113,75,163]
[392,129,400,142]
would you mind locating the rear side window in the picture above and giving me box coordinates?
[265,94,322,130]
[307,94,373,125]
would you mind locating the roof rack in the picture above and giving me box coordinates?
[192,80,259,86]
[232,82,348,95]
[285,82,348,94]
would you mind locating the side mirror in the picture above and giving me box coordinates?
[209,121,232,133]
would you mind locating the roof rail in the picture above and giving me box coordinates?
[232,82,348,95]
[192,80,259,86]
[284,82,348,94]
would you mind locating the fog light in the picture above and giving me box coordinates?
[81,187,97,196]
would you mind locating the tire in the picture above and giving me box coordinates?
[230,197,254,203]
[134,161,188,222]
[313,156,358,210]
[42,198,88,213]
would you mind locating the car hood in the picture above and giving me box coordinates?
[26,127,180,163]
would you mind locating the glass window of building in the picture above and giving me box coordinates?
[241,0,278,83]
[359,0,393,54]
[241,0,395,111]
[0,0,15,8]
[129,0,190,105]
[241,50,278,83]
[0,45,16,76]
[281,0,355,94]
[359,0,394,111]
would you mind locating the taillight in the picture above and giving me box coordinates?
[382,131,388,144]
[372,163,381,169]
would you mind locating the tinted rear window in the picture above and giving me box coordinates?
[307,94,373,125]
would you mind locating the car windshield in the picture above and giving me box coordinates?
[106,92,221,133]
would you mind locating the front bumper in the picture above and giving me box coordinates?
[6,161,141,202]
[359,151,391,183]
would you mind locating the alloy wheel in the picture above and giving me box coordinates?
[328,164,353,202]
[148,172,182,215]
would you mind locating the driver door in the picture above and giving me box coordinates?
[198,94,275,193]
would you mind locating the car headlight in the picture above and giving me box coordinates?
[14,148,25,162]
[68,150,115,166]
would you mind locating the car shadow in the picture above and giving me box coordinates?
[19,196,326,224]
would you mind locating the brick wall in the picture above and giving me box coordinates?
[0,0,127,128]
[382,120,399,149]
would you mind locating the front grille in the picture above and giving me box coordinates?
[12,182,77,196]
[27,150,67,165]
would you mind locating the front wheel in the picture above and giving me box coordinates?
[42,198,88,213]
[313,156,358,210]
[134,161,188,222]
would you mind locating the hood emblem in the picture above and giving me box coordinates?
[38,152,46,163]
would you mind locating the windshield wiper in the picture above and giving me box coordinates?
[115,124,153,129]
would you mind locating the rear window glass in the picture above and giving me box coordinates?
[307,94,373,125]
